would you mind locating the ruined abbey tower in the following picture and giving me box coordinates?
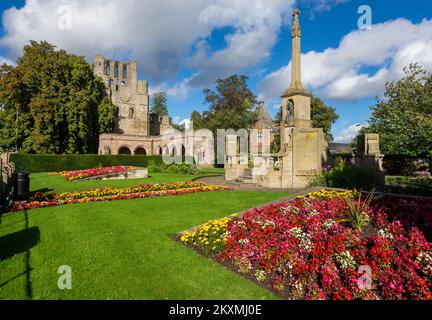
[93,55,151,136]
[93,56,210,161]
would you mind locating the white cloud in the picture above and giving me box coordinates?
[259,18,432,102]
[334,123,365,143]
[0,0,297,92]
[171,116,191,128]
[301,0,351,13]
[187,0,295,86]
[1,0,212,83]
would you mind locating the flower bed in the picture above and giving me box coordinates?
[50,166,132,181]
[12,182,232,212]
[48,182,208,201]
[180,190,432,300]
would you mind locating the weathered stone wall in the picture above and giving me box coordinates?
[93,55,150,136]
[98,132,214,166]
[0,153,15,205]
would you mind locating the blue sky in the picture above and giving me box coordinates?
[1,0,431,142]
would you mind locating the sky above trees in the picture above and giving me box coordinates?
[0,0,431,142]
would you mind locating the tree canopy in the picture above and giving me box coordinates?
[0,41,109,154]
[151,92,169,116]
[192,75,258,133]
[366,63,432,160]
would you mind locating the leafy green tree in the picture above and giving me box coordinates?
[367,63,432,160]
[0,41,106,154]
[151,92,169,116]
[311,97,339,141]
[200,74,258,133]
[98,97,116,133]
[190,110,204,130]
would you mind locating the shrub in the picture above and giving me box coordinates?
[159,163,202,175]
[322,162,378,190]
[10,154,164,173]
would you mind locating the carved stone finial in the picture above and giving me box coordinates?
[292,8,301,38]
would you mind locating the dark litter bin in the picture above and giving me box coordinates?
[14,171,30,201]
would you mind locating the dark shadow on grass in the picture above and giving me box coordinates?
[0,227,40,261]
[0,211,38,299]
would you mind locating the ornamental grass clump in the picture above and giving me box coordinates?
[342,190,374,232]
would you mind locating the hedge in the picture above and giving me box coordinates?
[10,154,164,173]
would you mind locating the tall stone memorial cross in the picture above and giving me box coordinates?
[280,8,313,146]
[291,8,303,91]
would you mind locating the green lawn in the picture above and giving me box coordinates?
[0,172,287,300]
[30,168,225,193]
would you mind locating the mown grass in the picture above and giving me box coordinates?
[1,171,286,300]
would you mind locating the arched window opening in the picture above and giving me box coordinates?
[163,146,169,155]
[123,65,128,79]
[287,99,294,121]
[129,108,134,119]
[114,63,119,78]
[105,63,110,76]
[118,147,131,155]
[135,147,147,156]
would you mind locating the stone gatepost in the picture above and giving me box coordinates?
[224,135,248,181]
[355,133,385,185]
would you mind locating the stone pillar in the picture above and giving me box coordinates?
[356,133,385,185]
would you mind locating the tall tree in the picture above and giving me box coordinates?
[0,41,106,154]
[310,97,339,141]
[151,92,169,116]
[201,74,258,133]
[98,97,116,133]
[190,110,204,130]
[367,63,432,160]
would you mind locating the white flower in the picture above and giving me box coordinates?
[239,238,250,245]
[378,228,394,241]
[255,270,267,282]
[335,251,356,270]
[308,209,320,217]
[290,227,313,252]
[416,252,432,276]
[323,219,337,230]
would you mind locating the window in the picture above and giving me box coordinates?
[105,63,110,76]
[258,131,263,143]
[129,108,134,119]
[121,81,126,87]
[123,65,127,79]
[109,79,114,88]
[114,63,119,78]
[116,85,119,91]
[287,100,294,120]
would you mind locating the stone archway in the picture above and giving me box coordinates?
[118,146,132,155]
[134,147,147,156]
[163,146,169,155]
